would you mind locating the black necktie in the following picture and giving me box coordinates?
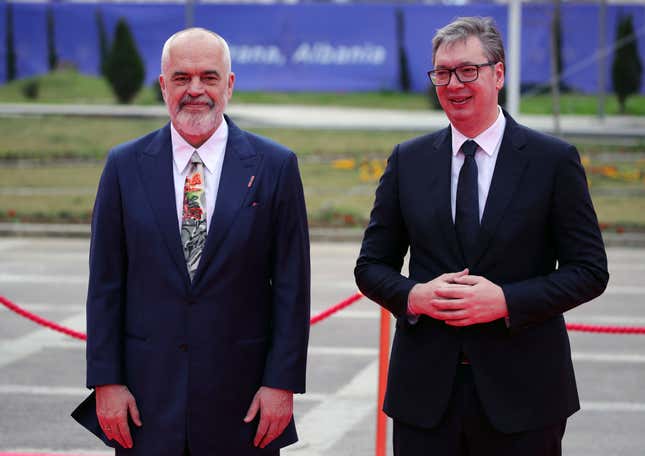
[456,140,479,265]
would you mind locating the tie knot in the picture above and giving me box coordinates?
[190,151,204,165]
[461,140,478,158]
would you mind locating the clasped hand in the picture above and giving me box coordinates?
[408,269,508,326]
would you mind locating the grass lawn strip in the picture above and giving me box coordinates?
[3,69,645,115]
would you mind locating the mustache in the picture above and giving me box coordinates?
[179,95,215,110]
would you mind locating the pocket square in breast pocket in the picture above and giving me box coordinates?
[250,201,260,208]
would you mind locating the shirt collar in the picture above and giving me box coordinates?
[171,117,229,174]
[451,106,506,157]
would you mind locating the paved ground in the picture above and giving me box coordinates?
[2,102,645,139]
[1,238,645,455]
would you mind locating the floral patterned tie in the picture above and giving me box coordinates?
[181,151,207,281]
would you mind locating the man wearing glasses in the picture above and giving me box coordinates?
[355,16,608,455]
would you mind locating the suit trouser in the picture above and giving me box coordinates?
[393,364,566,456]
[114,441,279,455]
[182,442,279,456]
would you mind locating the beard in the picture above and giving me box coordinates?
[174,95,221,138]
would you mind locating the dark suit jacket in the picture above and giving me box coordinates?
[72,116,310,455]
[355,112,608,433]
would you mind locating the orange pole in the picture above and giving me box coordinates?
[376,307,391,456]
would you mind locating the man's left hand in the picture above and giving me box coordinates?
[430,275,508,326]
[243,386,293,448]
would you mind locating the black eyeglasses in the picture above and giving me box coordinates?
[427,62,497,86]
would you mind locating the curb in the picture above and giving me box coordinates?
[1,223,644,247]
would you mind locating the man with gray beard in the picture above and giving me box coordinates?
[72,28,310,456]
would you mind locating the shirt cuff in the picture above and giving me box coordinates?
[407,295,420,325]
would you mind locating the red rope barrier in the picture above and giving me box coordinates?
[309,292,364,325]
[565,322,645,334]
[0,293,364,340]
[3,293,645,337]
[0,296,87,341]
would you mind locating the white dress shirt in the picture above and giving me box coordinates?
[407,107,507,321]
[450,106,507,222]
[171,119,228,234]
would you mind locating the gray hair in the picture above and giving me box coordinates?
[432,17,505,69]
[161,27,232,74]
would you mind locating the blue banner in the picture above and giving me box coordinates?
[195,4,399,92]
[560,5,645,93]
[0,2,6,83]
[401,5,507,93]
[521,4,552,90]
[53,4,101,77]
[3,2,645,94]
[13,3,48,79]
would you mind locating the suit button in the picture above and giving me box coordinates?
[179,343,188,352]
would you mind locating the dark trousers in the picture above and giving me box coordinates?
[183,442,279,456]
[393,365,566,456]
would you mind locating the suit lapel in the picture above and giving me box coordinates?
[470,113,529,267]
[431,129,463,263]
[192,116,259,284]
[137,124,189,282]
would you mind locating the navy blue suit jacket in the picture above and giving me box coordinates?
[355,112,608,433]
[73,116,310,455]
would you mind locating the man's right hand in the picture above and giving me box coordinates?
[95,384,142,449]
[408,269,469,318]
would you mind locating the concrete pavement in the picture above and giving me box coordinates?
[2,239,645,456]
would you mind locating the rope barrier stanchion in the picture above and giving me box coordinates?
[375,307,390,456]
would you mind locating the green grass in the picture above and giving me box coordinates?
[593,196,645,227]
[0,116,423,160]
[0,69,162,105]
[3,69,645,115]
[2,115,643,163]
[0,147,642,228]
[0,82,643,227]
[519,92,645,116]
[0,116,166,159]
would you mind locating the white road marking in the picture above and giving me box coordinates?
[0,303,85,313]
[0,313,85,369]
[609,263,645,271]
[0,273,87,285]
[603,286,645,295]
[573,352,645,363]
[0,240,29,252]
[283,360,378,456]
[582,401,645,412]
[0,384,88,396]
